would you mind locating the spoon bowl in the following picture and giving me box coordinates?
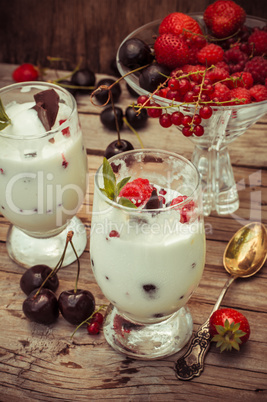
[175,222,267,380]
[224,222,267,278]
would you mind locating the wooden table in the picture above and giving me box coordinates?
[0,63,266,401]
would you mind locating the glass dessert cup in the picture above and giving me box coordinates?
[90,149,206,359]
[0,82,88,268]
[116,14,267,217]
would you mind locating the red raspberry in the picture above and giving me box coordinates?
[206,67,229,83]
[223,48,248,73]
[228,72,254,89]
[249,85,267,102]
[248,29,267,56]
[244,56,267,84]
[170,195,195,223]
[214,61,230,72]
[211,83,231,103]
[119,178,153,207]
[230,88,251,105]
[181,64,206,83]
[197,44,224,66]
[154,33,189,69]
[12,63,39,82]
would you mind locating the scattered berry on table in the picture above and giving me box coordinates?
[12,63,39,82]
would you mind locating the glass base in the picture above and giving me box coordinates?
[191,145,239,216]
[103,304,193,360]
[6,216,87,269]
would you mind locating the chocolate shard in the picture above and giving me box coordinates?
[144,189,163,210]
[33,89,59,131]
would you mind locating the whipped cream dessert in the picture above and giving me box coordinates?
[0,88,87,235]
[90,155,205,324]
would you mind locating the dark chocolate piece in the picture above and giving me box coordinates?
[33,89,59,131]
[144,189,163,210]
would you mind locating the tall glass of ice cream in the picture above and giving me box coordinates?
[90,149,206,359]
[0,82,88,268]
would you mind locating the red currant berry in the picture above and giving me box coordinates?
[192,114,202,125]
[147,106,162,118]
[178,79,191,95]
[157,88,168,98]
[183,91,195,102]
[168,78,180,90]
[90,312,104,325]
[166,90,181,101]
[87,321,100,335]
[192,85,201,95]
[181,115,192,126]
[171,111,184,126]
[182,126,193,137]
[137,95,150,106]
[193,125,204,136]
[159,113,172,128]
[199,105,213,119]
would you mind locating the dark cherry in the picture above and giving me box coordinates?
[100,106,124,131]
[58,289,95,325]
[95,78,121,104]
[119,38,154,69]
[104,139,134,159]
[23,288,59,325]
[125,105,148,129]
[71,68,96,94]
[20,264,59,296]
[139,63,170,92]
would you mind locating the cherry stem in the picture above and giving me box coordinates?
[70,304,107,339]
[110,91,121,146]
[34,231,74,297]
[69,238,80,294]
[123,117,144,148]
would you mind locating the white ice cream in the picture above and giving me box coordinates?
[90,185,205,324]
[0,100,87,235]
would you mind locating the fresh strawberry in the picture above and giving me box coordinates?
[249,85,267,102]
[159,12,203,39]
[12,63,39,82]
[197,43,224,66]
[154,33,189,69]
[119,178,153,207]
[248,29,267,56]
[204,0,246,39]
[209,308,250,352]
[230,87,251,104]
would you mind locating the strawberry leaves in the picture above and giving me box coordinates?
[0,98,11,131]
[100,157,137,208]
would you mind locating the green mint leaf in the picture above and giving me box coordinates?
[0,97,11,131]
[116,176,131,196]
[102,157,116,200]
[118,197,137,209]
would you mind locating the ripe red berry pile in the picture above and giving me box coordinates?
[119,0,267,138]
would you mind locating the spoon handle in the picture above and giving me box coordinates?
[175,275,236,380]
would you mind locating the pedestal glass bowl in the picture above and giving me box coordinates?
[90,149,206,359]
[116,14,267,216]
[0,82,88,268]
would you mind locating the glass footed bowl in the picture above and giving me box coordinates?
[116,14,267,216]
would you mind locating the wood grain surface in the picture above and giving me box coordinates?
[1,0,267,74]
[0,63,267,401]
